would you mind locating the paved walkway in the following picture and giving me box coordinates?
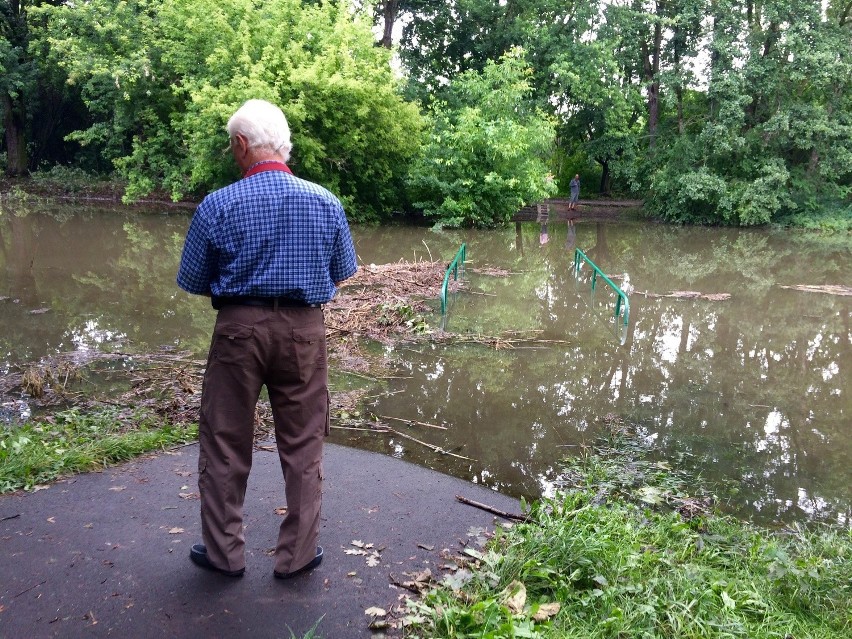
[0,443,520,638]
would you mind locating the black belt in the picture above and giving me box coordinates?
[212,296,321,310]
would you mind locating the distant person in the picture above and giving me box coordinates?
[177,99,357,579]
[569,174,580,211]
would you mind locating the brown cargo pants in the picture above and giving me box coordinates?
[197,304,328,575]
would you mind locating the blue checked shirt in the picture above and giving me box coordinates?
[177,171,357,304]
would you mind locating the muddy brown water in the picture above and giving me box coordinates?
[1,202,849,527]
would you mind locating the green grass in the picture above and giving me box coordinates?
[402,442,852,638]
[0,407,197,493]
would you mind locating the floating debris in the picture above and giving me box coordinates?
[779,284,851,297]
[637,290,731,301]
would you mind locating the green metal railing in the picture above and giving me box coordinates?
[573,248,630,327]
[441,243,467,315]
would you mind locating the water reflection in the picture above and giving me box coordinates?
[1,203,849,526]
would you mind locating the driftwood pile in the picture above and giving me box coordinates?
[0,259,492,441]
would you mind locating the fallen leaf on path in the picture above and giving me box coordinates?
[47,517,55,523]
[364,607,387,617]
[365,555,381,567]
[274,507,288,516]
[108,486,126,492]
[178,492,198,500]
[168,527,184,534]
[417,543,434,551]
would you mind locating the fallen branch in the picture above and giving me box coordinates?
[779,284,852,297]
[637,290,731,301]
[386,428,475,461]
[379,415,448,430]
[455,495,532,523]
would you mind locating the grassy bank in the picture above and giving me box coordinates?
[399,439,851,638]
[0,407,197,493]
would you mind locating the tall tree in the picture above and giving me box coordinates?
[1,0,31,175]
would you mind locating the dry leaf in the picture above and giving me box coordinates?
[351,540,365,548]
[47,517,55,523]
[274,507,288,516]
[417,543,435,551]
[108,486,126,492]
[364,607,387,617]
[502,580,527,615]
[168,527,184,534]
[532,602,561,621]
[345,549,367,556]
[366,555,381,567]
[178,492,198,500]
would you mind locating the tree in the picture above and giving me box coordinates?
[32,0,424,221]
[1,0,32,175]
[406,49,557,228]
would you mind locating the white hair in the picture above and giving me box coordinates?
[226,99,292,161]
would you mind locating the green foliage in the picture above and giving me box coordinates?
[30,0,423,222]
[402,441,852,638]
[407,49,557,228]
[0,407,197,493]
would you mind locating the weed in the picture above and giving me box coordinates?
[401,439,852,638]
[0,407,196,493]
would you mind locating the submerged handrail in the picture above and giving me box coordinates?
[441,243,467,315]
[573,248,630,327]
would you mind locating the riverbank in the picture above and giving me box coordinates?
[399,438,852,638]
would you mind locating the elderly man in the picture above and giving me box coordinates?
[177,99,357,579]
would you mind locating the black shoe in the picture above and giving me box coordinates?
[190,543,245,577]
[274,546,323,579]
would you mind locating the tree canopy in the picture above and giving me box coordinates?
[1,0,849,228]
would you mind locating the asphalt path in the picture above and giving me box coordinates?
[0,442,520,638]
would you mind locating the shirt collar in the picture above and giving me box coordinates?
[243,160,293,179]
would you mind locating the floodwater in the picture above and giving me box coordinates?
[1,202,849,527]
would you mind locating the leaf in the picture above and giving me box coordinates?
[108,486,127,492]
[274,507,288,516]
[721,591,736,609]
[501,580,527,615]
[531,602,561,621]
[168,527,184,534]
[365,555,381,567]
[638,485,663,505]
[345,549,367,556]
[364,607,387,617]
[351,540,365,548]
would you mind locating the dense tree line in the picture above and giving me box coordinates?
[1,0,850,227]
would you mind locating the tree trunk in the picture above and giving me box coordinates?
[599,160,611,196]
[379,0,400,49]
[2,93,29,177]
